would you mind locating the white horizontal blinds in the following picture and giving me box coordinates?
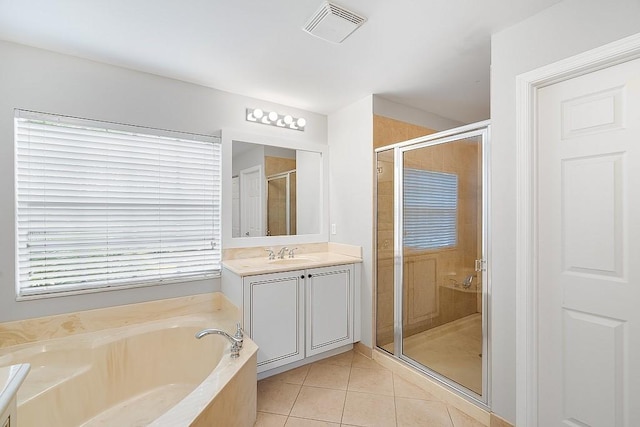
[403,168,457,250]
[15,112,221,296]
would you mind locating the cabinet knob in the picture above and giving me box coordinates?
[308,274,312,278]
[300,275,305,279]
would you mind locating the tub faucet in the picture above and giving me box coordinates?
[195,323,244,358]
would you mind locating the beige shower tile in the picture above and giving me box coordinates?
[304,364,351,390]
[289,386,346,423]
[347,367,394,396]
[257,380,301,415]
[395,398,453,427]
[254,411,288,427]
[392,374,439,401]
[342,391,396,427]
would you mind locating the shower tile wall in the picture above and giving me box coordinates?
[265,156,296,236]
[374,116,482,347]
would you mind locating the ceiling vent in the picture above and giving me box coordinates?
[303,1,367,44]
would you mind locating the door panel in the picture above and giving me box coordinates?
[537,57,640,427]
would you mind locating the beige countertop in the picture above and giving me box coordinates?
[222,251,362,276]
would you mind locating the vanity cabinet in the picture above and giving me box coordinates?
[224,262,356,373]
[306,264,354,357]
[243,270,306,372]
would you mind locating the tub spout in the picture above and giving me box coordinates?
[195,325,244,358]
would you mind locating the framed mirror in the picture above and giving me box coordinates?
[222,129,328,248]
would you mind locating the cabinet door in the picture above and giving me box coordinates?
[306,264,354,356]
[244,270,305,372]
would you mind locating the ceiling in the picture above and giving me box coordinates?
[0,0,562,124]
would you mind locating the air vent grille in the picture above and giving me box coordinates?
[303,1,367,44]
[328,3,365,25]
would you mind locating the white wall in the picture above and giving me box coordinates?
[490,0,640,422]
[328,95,375,346]
[0,40,327,322]
[232,144,265,176]
[373,95,464,130]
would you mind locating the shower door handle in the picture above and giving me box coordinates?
[475,259,486,272]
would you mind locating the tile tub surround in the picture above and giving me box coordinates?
[0,293,258,427]
[0,292,237,349]
[222,243,362,276]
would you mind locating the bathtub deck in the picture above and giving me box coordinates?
[80,383,195,427]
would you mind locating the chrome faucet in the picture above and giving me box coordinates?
[277,247,289,259]
[195,323,244,358]
[288,248,299,258]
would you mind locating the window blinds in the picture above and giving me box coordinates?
[15,111,221,297]
[403,168,458,250]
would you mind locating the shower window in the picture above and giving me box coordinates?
[403,168,458,250]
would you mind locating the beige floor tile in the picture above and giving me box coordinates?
[392,374,439,401]
[395,398,453,427]
[317,350,354,367]
[257,380,302,415]
[447,406,487,427]
[289,386,347,423]
[255,411,288,427]
[285,416,341,426]
[266,365,311,385]
[304,363,351,390]
[342,391,397,427]
[347,367,394,396]
[351,353,388,371]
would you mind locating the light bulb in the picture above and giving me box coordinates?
[284,115,293,125]
[253,108,264,119]
[296,117,306,128]
[268,111,278,121]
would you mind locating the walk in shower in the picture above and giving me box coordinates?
[375,122,489,405]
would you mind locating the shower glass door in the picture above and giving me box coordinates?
[375,123,489,404]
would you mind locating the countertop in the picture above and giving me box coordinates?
[0,363,30,416]
[222,251,362,276]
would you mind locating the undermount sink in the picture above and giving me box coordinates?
[268,256,317,265]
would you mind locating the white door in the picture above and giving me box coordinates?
[537,58,640,426]
[240,165,264,237]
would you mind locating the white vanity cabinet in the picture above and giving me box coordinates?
[305,264,354,357]
[242,270,306,372]
[222,260,357,374]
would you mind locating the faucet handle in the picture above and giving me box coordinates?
[265,248,275,260]
[288,248,299,258]
[234,322,244,348]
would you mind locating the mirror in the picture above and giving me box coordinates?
[231,141,322,238]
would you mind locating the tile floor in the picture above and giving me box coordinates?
[254,349,485,427]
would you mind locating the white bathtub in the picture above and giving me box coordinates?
[0,303,257,427]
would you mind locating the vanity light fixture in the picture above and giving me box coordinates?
[246,108,306,131]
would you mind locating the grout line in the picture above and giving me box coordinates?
[340,363,353,425]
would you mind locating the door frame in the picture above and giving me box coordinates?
[515,32,640,427]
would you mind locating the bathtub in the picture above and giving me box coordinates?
[0,295,258,427]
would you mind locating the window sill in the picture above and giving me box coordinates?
[15,272,222,301]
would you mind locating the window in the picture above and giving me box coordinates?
[403,168,458,250]
[15,110,221,298]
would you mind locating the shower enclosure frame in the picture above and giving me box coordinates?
[374,120,491,409]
